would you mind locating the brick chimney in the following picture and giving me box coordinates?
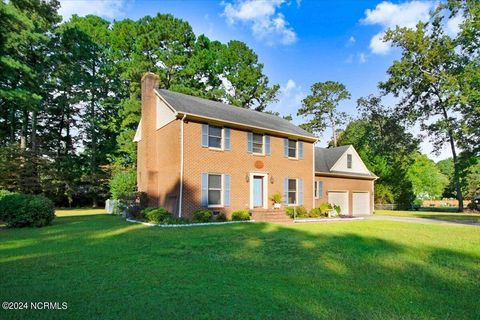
[137,72,160,200]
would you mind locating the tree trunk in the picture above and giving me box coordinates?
[331,112,337,147]
[441,105,464,212]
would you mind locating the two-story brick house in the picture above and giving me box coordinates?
[135,72,376,220]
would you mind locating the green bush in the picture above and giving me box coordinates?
[333,204,341,215]
[270,193,283,204]
[143,207,171,223]
[0,190,13,200]
[0,193,55,228]
[231,210,250,221]
[285,206,308,218]
[110,170,137,200]
[192,209,213,222]
[216,212,227,222]
[319,203,333,214]
[309,208,323,218]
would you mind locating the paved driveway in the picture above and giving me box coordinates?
[366,214,480,227]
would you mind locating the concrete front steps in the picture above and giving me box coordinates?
[251,209,293,224]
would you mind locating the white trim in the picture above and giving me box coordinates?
[249,172,268,209]
[126,218,254,228]
[207,173,224,208]
[178,114,186,218]
[315,171,378,180]
[330,145,371,174]
[252,133,265,156]
[314,181,320,199]
[285,178,299,206]
[294,217,365,223]
[133,119,142,142]
[287,139,298,159]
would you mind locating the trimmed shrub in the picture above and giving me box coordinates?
[192,209,213,222]
[216,212,227,222]
[270,193,283,204]
[0,193,55,228]
[319,203,333,214]
[110,170,137,200]
[143,207,171,223]
[309,208,323,218]
[285,206,308,218]
[232,210,250,221]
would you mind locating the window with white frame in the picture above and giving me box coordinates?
[288,179,297,204]
[252,133,264,154]
[347,154,352,169]
[208,125,222,149]
[208,174,222,206]
[288,140,297,158]
[314,181,323,199]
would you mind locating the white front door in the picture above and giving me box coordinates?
[352,192,370,215]
[328,192,349,216]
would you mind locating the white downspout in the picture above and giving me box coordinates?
[312,143,316,209]
[178,114,187,218]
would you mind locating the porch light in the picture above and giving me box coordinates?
[245,174,249,183]
[270,175,274,184]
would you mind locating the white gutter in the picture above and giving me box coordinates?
[178,114,187,218]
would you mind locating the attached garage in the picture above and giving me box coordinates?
[328,191,349,216]
[315,145,377,216]
[352,192,370,215]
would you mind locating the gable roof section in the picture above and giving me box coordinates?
[315,145,377,179]
[156,89,316,140]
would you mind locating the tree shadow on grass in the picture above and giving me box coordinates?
[0,215,479,320]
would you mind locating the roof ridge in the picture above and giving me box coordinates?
[159,88,288,122]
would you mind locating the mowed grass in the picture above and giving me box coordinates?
[375,209,480,224]
[1,211,479,319]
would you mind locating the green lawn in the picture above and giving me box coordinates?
[375,209,480,223]
[1,211,479,319]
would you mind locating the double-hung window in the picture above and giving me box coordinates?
[288,140,297,158]
[347,154,352,169]
[208,125,222,149]
[288,179,297,205]
[252,133,264,154]
[208,174,222,207]
[314,181,323,199]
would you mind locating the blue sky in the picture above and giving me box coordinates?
[58,0,462,160]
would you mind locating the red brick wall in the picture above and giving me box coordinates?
[181,120,315,218]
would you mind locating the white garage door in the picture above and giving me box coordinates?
[328,192,348,216]
[352,192,370,215]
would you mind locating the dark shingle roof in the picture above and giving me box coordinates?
[315,146,377,178]
[315,146,351,172]
[156,89,316,139]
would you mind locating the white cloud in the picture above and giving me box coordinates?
[268,79,305,121]
[59,0,129,21]
[369,33,392,55]
[347,36,356,46]
[358,52,367,64]
[362,1,433,55]
[223,0,297,45]
[446,13,464,36]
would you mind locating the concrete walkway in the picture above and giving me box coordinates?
[366,214,480,227]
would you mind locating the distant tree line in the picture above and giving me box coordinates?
[0,0,279,206]
[298,1,479,211]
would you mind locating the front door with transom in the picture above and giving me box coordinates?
[253,176,264,208]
